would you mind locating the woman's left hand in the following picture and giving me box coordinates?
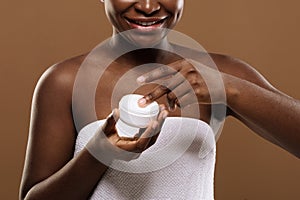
[137,59,227,110]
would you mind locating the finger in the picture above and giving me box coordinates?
[137,84,169,107]
[145,105,168,138]
[158,104,167,113]
[102,109,119,136]
[167,92,177,111]
[116,139,139,152]
[116,121,157,152]
[136,61,183,84]
[133,128,146,138]
[166,79,192,110]
[134,104,166,138]
[116,108,168,152]
[156,109,168,130]
[138,109,168,149]
[135,121,159,152]
[138,73,185,107]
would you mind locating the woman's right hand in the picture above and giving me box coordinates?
[100,105,168,155]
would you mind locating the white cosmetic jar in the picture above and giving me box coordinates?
[116,94,159,138]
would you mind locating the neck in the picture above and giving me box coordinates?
[109,30,175,66]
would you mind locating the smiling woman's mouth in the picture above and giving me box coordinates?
[125,17,168,29]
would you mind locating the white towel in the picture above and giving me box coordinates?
[74,117,216,200]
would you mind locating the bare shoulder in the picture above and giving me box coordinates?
[209,53,279,92]
[171,43,278,92]
[31,53,89,137]
[34,54,88,103]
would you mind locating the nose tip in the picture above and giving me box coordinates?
[134,0,161,15]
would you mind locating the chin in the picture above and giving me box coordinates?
[120,27,170,48]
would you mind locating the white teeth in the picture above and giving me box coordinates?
[126,17,166,27]
[134,20,158,26]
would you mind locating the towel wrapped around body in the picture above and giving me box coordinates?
[74,117,216,200]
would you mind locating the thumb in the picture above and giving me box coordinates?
[102,109,119,136]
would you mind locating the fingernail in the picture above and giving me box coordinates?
[137,76,145,83]
[138,98,147,106]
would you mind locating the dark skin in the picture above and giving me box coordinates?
[20,0,300,199]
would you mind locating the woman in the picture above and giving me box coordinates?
[20,0,300,199]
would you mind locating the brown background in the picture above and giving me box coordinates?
[1,0,300,199]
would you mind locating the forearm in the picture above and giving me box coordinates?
[23,148,108,200]
[225,75,300,158]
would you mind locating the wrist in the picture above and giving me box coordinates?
[85,132,114,166]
